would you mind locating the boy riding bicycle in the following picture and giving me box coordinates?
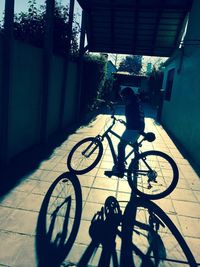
[112,87,145,177]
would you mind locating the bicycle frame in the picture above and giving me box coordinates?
[81,115,154,177]
[98,117,139,166]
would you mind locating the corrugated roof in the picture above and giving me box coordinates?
[77,0,193,56]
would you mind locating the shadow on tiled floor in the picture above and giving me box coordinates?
[0,104,199,266]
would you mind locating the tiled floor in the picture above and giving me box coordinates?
[0,105,200,267]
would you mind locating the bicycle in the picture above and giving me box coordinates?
[67,102,179,200]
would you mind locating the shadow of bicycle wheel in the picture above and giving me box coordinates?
[35,172,82,267]
[120,195,197,267]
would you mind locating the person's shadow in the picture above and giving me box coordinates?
[77,196,122,267]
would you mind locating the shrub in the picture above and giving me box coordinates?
[80,54,107,114]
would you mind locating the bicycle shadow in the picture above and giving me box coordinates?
[35,172,82,267]
[75,194,197,267]
[77,196,122,267]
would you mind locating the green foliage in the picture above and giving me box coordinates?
[1,0,80,55]
[118,55,143,74]
[80,54,107,113]
[101,76,115,101]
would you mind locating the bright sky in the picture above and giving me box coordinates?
[107,53,167,70]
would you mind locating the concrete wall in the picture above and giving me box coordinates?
[161,0,200,168]
[47,55,64,137]
[7,41,43,159]
[63,61,79,126]
[0,37,3,138]
[0,38,79,163]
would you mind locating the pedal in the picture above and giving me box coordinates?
[104,170,113,178]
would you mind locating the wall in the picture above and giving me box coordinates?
[7,41,43,159]
[106,60,117,78]
[63,61,79,126]
[0,38,79,164]
[47,55,64,137]
[161,0,200,168]
[0,37,3,144]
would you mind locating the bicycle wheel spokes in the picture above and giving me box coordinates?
[128,151,179,199]
[67,136,104,175]
[129,204,196,266]
[46,177,78,245]
[124,201,197,267]
[138,155,173,195]
[69,140,100,172]
[36,173,82,266]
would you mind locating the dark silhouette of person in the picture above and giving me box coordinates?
[112,87,145,177]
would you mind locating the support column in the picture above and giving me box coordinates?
[0,0,15,166]
[59,0,75,129]
[79,10,86,55]
[40,0,55,144]
[76,10,87,121]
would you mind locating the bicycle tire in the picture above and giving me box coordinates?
[36,172,82,266]
[120,197,197,267]
[127,150,179,199]
[67,137,103,174]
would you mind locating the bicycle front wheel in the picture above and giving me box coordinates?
[127,150,179,199]
[67,137,103,174]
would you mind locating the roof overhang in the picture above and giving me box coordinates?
[77,0,193,57]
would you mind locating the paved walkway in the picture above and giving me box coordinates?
[0,105,199,267]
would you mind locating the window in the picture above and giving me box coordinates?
[165,68,175,101]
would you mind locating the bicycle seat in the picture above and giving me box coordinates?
[142,132,156,142]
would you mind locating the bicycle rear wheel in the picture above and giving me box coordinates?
[127,150,179,199]
[67,137,103,174]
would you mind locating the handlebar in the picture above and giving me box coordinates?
[96,98,119,118]
[97,99,156,144]
[96,99,126,125]
[112,116,126,125]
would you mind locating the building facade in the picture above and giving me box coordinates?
[161,0,200,169]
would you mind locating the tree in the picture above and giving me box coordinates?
[1,0,80,56]
[118,55,142,74]
[80,54,107,113]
